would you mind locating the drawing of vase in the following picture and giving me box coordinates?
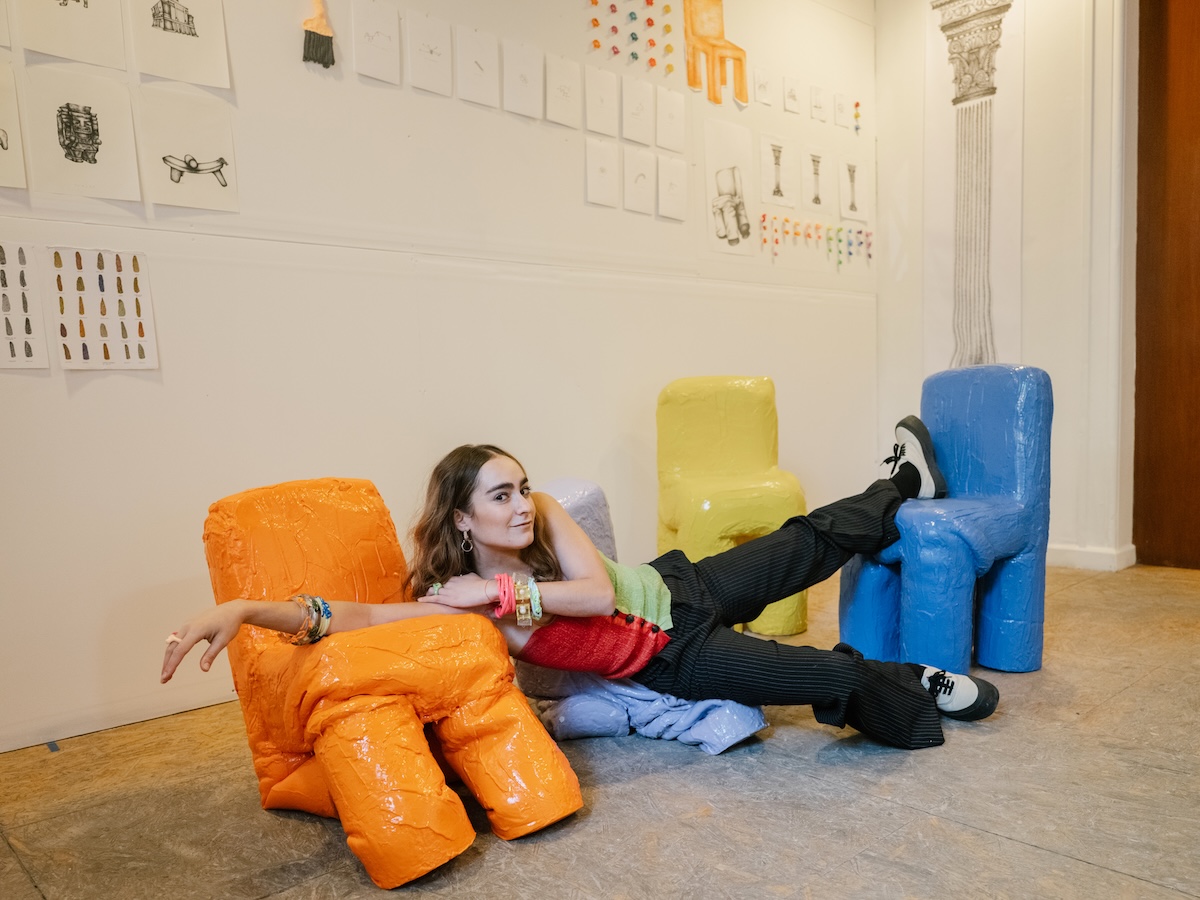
[771,144,784,197]
[933,0,1011,367]
[810,154,822,205]
[847,163,858,212]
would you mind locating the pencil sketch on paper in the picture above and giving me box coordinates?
[58,0,90,7]
[57,103,101,164]
[712,166,749,245]
[846,162,858,212]
[162,154,228,185]
[151,1,198,37]
[932,0,1011,367]
[810,154,822,205]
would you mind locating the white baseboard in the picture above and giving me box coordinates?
[1046,542,1137,571]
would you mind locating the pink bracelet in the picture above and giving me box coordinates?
[494,573,516,619]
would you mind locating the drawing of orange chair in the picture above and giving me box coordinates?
[203,478,582,889]
[657,376,807,635]
[683,0,748,106]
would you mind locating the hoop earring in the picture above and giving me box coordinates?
[460,530,473,553]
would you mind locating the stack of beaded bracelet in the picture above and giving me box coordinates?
[512,575,533,627]
[491,573,543,626]
[528,575,542,621]
[493,573,516,619]
[289,593,332,645]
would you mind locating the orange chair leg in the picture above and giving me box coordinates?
[732,56,748,104]
[434,685,583,841]
[686,42,702,90]
[707,52,722,104]
[312,698,475,889]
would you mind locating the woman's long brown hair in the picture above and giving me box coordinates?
[406,444,563,599]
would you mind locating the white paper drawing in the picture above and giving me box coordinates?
[18,0,127,70]
[783,77,803,113]
[621,76,653,146]
[131,0,230,88]
[0,65,28,189]
[407,14,453,96]
[657,154,687,221]
[810,86,829,122]
[26,67,140,202]
[754,69,774,106]
[0,3,10,48]
[455,26,499,108]
[0,242,49,370]
[545,54,582,128]
[623,145,655,215]
[50,248,159,370]
[655,86,685,153]
[834,93,852,128]
[801,147,835,213]
[839,157,869,221]
[140,85,238,212]
[704,120,754,255]
[502,39,543,119]
[584,66,619,137]
[353,0,401,85]
[585,137,618,208]
[760,135,797,208]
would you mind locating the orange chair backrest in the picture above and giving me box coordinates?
[684,0,728,41]
[203,477,411,805]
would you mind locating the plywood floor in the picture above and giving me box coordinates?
[3,566,1198,899]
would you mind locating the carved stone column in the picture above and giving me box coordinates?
[932,0,1011,367]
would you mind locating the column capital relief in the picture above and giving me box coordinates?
[932,0,1011,104]
[931,0,1012,34]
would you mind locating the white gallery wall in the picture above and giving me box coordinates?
[875,0,1138,571]
[0,0,1139,753]
[0,0,882,752]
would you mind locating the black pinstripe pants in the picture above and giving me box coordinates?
[635,479,945,750]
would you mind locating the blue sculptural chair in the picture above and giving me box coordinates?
[838,365,1053,673]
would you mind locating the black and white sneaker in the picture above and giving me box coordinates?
[921,667,1000,721]
[884,415,948,499]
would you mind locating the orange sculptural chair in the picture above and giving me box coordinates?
[657,376,808,635]
[203,478,582,889]
[683,0,748,105]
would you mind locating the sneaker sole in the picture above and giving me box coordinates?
[940,676,1000,721]
[896,415,948,499]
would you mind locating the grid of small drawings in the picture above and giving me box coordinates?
[50,247,159,370]
[0,241,48,369]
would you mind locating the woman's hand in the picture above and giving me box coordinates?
[161,600,249,683]
[417,573,495,610]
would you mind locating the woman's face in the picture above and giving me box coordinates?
[454,454,536,553]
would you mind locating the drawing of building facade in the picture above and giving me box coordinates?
[932,0,1011,368]
[152,0,198,37]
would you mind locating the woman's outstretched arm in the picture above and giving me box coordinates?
[160,596,477,683]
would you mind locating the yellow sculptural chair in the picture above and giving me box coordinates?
[657,376,807,635]
[203,477,582,889]
[683,0,749,106]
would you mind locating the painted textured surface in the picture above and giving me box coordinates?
[657,375,807,635]
[840,365,1053,673]
[202,478,581,889]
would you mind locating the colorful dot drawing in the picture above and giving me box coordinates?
[48,247,160,370]
[585,0,679,75]
[0,241,49,369]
